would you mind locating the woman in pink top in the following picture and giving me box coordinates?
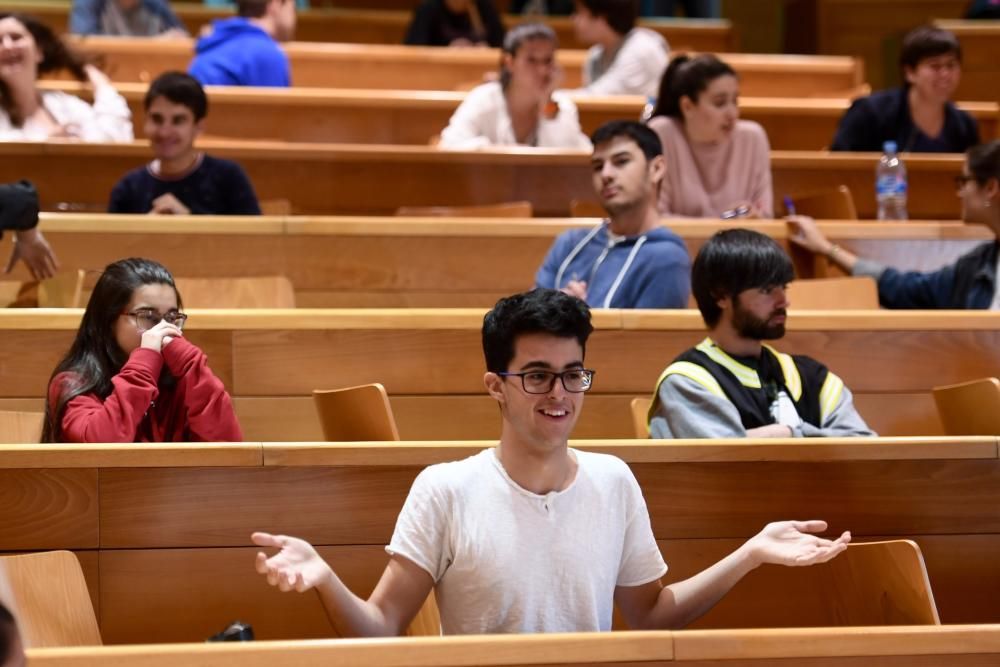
[646,54,773,219]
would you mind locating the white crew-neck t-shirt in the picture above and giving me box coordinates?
[386,448,668,634]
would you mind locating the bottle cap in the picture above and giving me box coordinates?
[883,140,898,153]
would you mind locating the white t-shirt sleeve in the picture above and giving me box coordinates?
[616,464,668,587]
[386,466,453,581]
[439,84,496,149]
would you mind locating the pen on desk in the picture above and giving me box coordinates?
[783,196,796,216]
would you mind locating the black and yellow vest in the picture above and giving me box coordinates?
[650,338,846,430]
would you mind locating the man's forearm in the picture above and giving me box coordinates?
[649,543,759,629]
[314,570,399,638]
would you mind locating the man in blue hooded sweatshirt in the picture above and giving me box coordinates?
[535,120,690,309]
[188,0,295,87]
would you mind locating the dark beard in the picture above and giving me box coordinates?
[732,302,786,340]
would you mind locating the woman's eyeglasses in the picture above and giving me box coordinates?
[121,308,188,333]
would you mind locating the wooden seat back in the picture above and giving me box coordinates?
[0,551,102,648]
[0,270,85,308]
[0,411,44,444]
[787,276,879,309]
[174,276,296,309]
[395,201,533,217]
[820,540,940,625]
[312,383,400,442]
[932,377,1000,436]
[787,185,858,220]
[404,591,441,637]
[569,200,605,218]
[630,397,652,439]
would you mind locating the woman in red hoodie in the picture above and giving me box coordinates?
[42,257,242,443]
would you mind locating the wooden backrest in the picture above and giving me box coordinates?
[0,270,85,308]
[0,551,102,647]
[259,199,292,216]
[932,377,1000,436]
[630,397,652,439]
[395,201,533,218]
[787,185,858,220]
[312,383,400,442]
[404,591,441,637]
[0,411,44,444]
[819,540,940,625]
[174,276,296,308]
[786,276,879,309]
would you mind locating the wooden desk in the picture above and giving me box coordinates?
[24,626,1000,666]
[65,38,865,97]
[45,82,998,149]
[1,308,998,440]
[11,0,736,52]
[0,142,967,219]
[934,20,1000,104]
[4,440,1000,643]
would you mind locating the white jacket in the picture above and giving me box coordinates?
[0,85,133,142]
[439,81,592,150]
[580,28,670,97]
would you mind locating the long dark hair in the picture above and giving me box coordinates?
[41,258,182,443]
[0,13,90,127]
[650,53,737,120]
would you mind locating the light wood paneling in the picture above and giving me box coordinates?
[65,38,862,96]
[40,82,999,148]
[0,142,966,219]
[0,469,98,550]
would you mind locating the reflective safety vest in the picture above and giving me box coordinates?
[650,338,845,430]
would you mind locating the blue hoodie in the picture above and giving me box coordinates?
[189,18,290,87]
[535,222,690,309]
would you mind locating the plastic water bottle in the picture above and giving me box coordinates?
[640,95,656,123]
[875,140,908,220]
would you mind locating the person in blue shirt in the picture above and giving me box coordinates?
[789,141,1000,309]
[188,0,295,87]
[535,120,690,309]
[831,25,979,153]
[109,72,261,215]
[70,0,186,37]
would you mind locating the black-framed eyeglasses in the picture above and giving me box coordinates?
[497,369,595,394]
[954,174,976,191]
[120,308,188,333]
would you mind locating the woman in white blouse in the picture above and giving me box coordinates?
[439,23,591,150]
[0,13,132,142]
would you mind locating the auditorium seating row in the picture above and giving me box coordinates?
[2,307,998,439]
[39,81,1000,150]
[14,1,738,51]
[3,439,1000,643]
[0,142,969,218]
[65,38,868,96]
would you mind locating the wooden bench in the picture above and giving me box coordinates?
[1,308,998,440]
[13,215,992,309]
[934,20,1000,104]
[3,440,1000,644]
[10,0,737,52]
[43,81,999,149]
[0,142,967,218]
[24,626,1000,666]
[63,38,866,96]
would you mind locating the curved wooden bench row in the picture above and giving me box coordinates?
[1,439,999,642]
[0,308,998,439]
[64,37,865,96]
[41,81,999,149]
[10,215,990,306]
[0,142,967,218]
[25,626,1000,666]
[11,1,736,51]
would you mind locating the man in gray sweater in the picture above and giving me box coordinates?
[648,228,875,439]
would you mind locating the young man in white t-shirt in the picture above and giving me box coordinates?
[253,288,850,636]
